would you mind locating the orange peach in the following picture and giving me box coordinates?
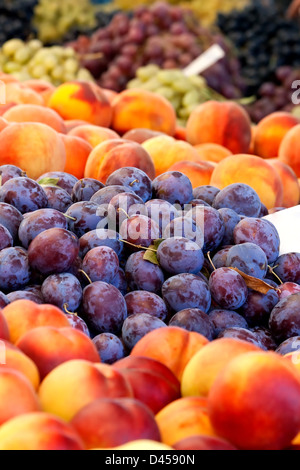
[174,126,187,142]
[0,412,85,450]
[0,117,9,132]
[210,153,284,209]
[0,103,15,116]
[131,326,209,381]
[71,397,161,450]
[208,351,300,450]
[38,359,133,421]
[123,128,165,145]
[181,338,261,398]
[248,125,257,154]
[2,300,70,344]
[5,83,45,106]
[111,89,176,136]
[104,440,173,451]
[173,435,237,450]
[61,134,92,180]
[0,122,66,180]
[168,160,215,188]
[48,81,112,127]
[0,341,40,390]
[113,356,181,414]
[268,158,300,208]
[0,311,10,341]
[0,368,40,425]
[16,326,100,380]
[193,143,233,164]
[23,79,55,98]
[279,124,300,177]
[186,100,252,154]
[101,88,118,104]
[155,397,215,447]
[68,124,120,148]
[142,135,201,176]
[3,104,67,133]
[254,112,299,159]
[84,138,155,183]
[65,119,91,133]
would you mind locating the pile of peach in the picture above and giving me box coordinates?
[1,307,300,451]
[0,74,299,211]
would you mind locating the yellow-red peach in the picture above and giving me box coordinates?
[16,326,100,380]
[168,160,215,189]
[122,128,165,144]
[254,112,299,159]
[113,356,181,414]
[65,119,90,133]
[155,397,215,447]
[193,143,232,164]
[0,368,40,425]
[3,104,67,133]
[111,89,176,136]
[61,134,92,180]
[173,435,237,450]
[279,124,300,177]
[208,351,300,450]
[2,300,70,344]
[131,326,209,381]
[71,397,161,450]
[142,135,201,176]
[68,124,119,148]
[38,359,133,421]
[0,340,40,390]
[0,122,66,180]
[181,338,261,398]
[186,100,252,154]
[5,83,45,106]
[102,440,173,451]
[268,158,300,208]
[48,81,112,127]
[210,153,284,209]
[0,310,10,341]
[0,412,85,450]
[84,138,155,183]
[0,117,9,132]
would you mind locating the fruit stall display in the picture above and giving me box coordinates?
[0,76,298,450]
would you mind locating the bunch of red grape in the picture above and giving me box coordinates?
[67,1,246,98]
[0,162,300,362]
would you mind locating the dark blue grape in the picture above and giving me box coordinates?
[213,183,261,218]
[152,171,193,206]
[209,267,248,310]
[121,313,166,351]
[71,178,105,202]
[82,246,119,284]
[162,273,211,314]
[92,333,126,364]
[79,229,124,260]
[106,167,152,203]
[157,237,204,275]
[226,242,268,279]
[41,273,83,312]
[169,308,214,340]
[125,251,165,294]
[0,247,30,292]
[0,177,48,214]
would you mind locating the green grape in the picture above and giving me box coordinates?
[63,72,77,82]
[188,75,206,89]
[182,89,201,108]
[51,65,64,81]
[2,39,25,58]
[63,58,79,75]
[76,68,94,81]
[31,64,47,79]
[63,48,76,59]
[156,86,176,101]
[172,79,194,94]
[3,62,22,73]
[27,40,43,52]
[141,77,162,92]
[136,65,160,82]
[169,96,182,112]
[127,78,143,89]
[156,69,184,85]
[14,47,32,65]
[43,54,59,72]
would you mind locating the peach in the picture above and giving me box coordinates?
[113,356,181,414]
[268,158,300,208]
[65,119,90,133]
[0,117,9,132]
[71,397,161,450]
[111,89,176,136]
[210,154,284,209]
[155,397,216,447]
[48,81,112,127]
[248,125,257,154]
[279,124,300,177]
[131,326,209,381]
[16,326,100,380]
[0,341,40,390]
[254,112,299,159]
[208,351,300,450]
[174,126,187,142]
[186,100,252,154]
[0,122,66,180]
[101,88,118,105]
[181,338,261,398]
[0,412,85,450]
[61,134,92,180]
[0,310,10,341]
[69,124,120,148]
[168,160,215,189]
[84,138,155,183]
[5,83,45,106]
[23,79,55,98]
[2,299,70,344]
[38,359,133,421]
[3,104,67,133]
[104,440,173,451]
[0,368,40,425]
[142,135,201,176]
[193,143,232,164]
[123,128,165,144]
[0,103,15,116]
[173,435,237,450]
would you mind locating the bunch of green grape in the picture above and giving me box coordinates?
[127,65,225,127]
[0,39,94,86]
[33,0,97,44]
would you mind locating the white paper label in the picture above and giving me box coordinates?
[263,206,300,256]
[183,44,225,77]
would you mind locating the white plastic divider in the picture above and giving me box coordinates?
[263,205,300,255]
